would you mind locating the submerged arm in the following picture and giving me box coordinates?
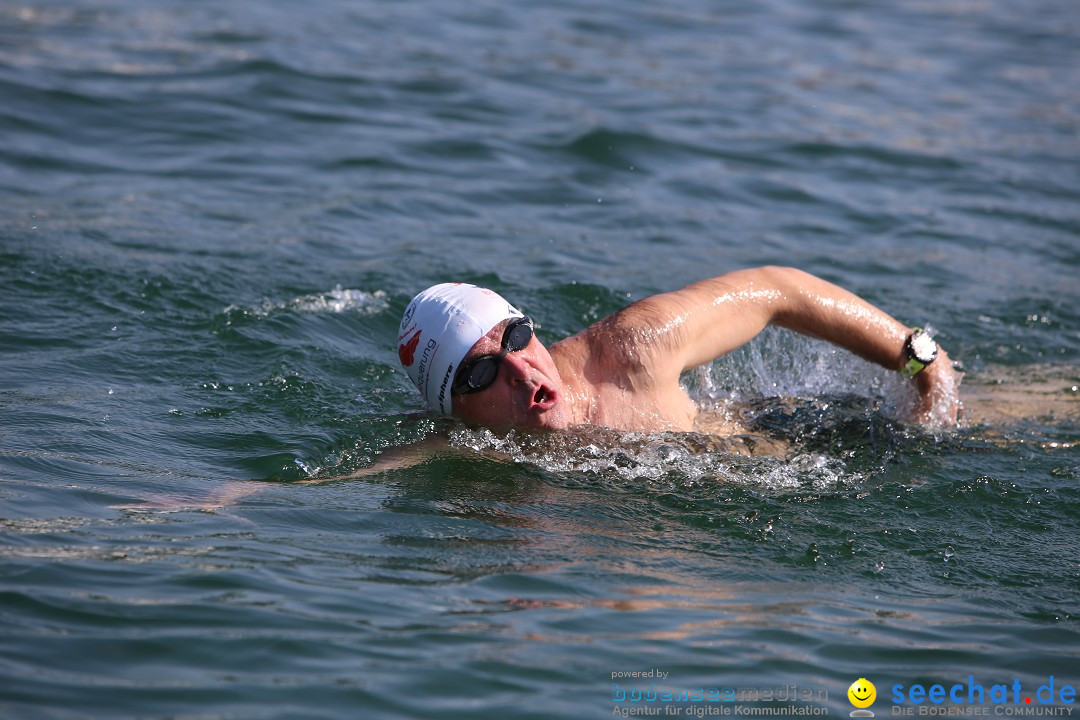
[113,436,456,513]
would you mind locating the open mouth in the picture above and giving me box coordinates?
[531,385,556,410]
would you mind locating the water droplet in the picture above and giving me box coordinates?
[874,561,885,573]
[294,458,319,476]
[944,545,955,561]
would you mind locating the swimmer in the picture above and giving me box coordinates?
[398,266,961,434]
[114,267,964,513]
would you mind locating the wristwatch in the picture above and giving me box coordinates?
[902,328,938,377]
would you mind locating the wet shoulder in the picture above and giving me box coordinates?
[552,313,661,387]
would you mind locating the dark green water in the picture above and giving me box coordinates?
[1,0,1078,718]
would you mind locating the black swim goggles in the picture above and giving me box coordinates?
[452,316,534,395]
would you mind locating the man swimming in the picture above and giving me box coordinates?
[398,266,961,433]
[117,268,964,511]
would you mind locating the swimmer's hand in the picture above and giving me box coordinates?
[110,480,265,513]
[913,347,962,426]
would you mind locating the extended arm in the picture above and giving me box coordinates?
[624,266,960,423]
[112,436,458,513]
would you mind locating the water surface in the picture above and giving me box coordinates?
[1,0,1078,718]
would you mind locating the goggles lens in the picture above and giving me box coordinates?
[452,317,533,395]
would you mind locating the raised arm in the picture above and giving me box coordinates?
[621,266,960,424]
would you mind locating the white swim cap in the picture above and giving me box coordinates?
[397,283,524,415]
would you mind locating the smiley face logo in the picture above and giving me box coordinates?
[848,678,876,709]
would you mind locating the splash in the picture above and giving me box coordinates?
[224,286,389,319]
[686,326,962,429]
[446,424,868,494]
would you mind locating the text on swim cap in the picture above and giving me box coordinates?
[416,338,438,392]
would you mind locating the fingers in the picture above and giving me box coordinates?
[915,356,962,427]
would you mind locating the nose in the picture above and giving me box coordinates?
[499,352,532,384]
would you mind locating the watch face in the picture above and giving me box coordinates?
[910,331,938,363]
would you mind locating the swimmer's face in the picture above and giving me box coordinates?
[451,319,569,430]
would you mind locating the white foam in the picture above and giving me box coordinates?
[447,426,862,494]
[226,286,389,319]
[687,327,940,424]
